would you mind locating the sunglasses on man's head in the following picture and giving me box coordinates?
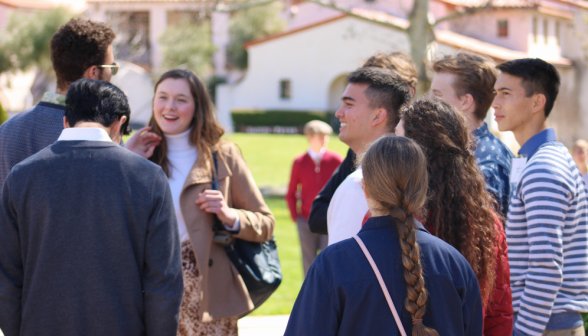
[97,62,119,76]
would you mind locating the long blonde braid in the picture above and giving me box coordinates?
[362,136,438,336]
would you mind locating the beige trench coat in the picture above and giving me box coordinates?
[179,142,275,322]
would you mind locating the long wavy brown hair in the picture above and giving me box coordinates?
[401,98,498,303]
[148,69,225,176]
[362,136,437,336]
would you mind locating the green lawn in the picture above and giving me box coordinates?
[224,133,348,188]
[248,197,302,316]
[224,134,348,316]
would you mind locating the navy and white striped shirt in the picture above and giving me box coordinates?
[507,129,588,335]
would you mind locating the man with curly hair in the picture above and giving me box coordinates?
[0,18,159,189]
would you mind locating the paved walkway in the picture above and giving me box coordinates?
[0,315,290,336]
[238,314,289,336]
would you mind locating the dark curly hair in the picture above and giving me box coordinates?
[50,18,116,91]
[401,98,498,303]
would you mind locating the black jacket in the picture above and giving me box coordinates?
[0,141,183,336]
[308,148,356,234]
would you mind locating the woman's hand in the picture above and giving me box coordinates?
[196,190,238,227]
[124,126,161,159]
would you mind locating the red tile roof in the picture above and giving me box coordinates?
[0,0,56,9]
[436,0,588,9]
[435,30,572,66]
[245,8,573,67]
[87,0,205,2]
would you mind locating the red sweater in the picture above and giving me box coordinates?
[286,150,343,222]
[423,217,513,336]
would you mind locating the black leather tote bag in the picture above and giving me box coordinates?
[210,152,282,312]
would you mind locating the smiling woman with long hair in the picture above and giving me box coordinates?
[396,98,513,335]
[146,69,275,336]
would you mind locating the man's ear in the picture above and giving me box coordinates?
[532,93,547,115]
[112,116,128,135]
[83,65,100,80]
[371,108,387,127]
[461,93,475,112]
[63,116,70,129]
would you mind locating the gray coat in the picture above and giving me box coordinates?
[0,140,183,336]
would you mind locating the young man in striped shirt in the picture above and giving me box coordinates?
[493,58,588,336]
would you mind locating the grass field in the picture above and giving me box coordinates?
[223,133,348,316]
[247,197,302,316]
[224,133,348,188]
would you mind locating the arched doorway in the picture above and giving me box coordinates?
[328,74,348,113]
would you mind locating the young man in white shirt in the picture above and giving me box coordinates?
[327,67,411,245]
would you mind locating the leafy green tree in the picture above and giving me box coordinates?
[227,1,286,70]
[0,8,73,101]
[159,19,217,77]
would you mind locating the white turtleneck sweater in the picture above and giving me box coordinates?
[166,129,197,242]
[165,129,239,242]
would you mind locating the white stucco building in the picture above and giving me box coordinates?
[217,0,588,147]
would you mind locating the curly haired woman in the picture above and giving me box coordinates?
[396,98,513,336]
[285,136,483,335]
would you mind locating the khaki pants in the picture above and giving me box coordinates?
[296,217,328,276]
[543,326,586,336]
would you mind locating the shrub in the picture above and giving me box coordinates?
[231,110,339,133]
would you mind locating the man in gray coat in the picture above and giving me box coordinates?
[0,79,183,336]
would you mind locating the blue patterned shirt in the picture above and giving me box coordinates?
[472,123,514,218]
[0,93,66,189]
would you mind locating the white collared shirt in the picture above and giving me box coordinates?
[57,127,112,142]
[327,166,368,245]
[308,147,326,162]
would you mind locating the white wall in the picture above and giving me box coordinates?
[216,16,410,131]
[449,10,530,52]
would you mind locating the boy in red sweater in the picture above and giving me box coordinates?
[286,120,343,276]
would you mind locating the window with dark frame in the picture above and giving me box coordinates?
[280,80,291,99]
[497,19,508,37]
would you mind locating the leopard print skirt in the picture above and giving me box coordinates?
[177,240,239,336]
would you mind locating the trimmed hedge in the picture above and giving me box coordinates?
[231,110,339,133]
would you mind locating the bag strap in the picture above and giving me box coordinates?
[353,235,407,336]
[211,152,226,234]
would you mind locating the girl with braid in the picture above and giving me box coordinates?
[285,136,483,336]
[396,98,513,336]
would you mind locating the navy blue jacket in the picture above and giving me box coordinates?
[285,216,483,336]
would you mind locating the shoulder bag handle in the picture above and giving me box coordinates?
[353,235,407,336]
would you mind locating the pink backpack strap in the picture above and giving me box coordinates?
[353,235,407,336]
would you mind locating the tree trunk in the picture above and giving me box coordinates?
[407,0,434,95]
